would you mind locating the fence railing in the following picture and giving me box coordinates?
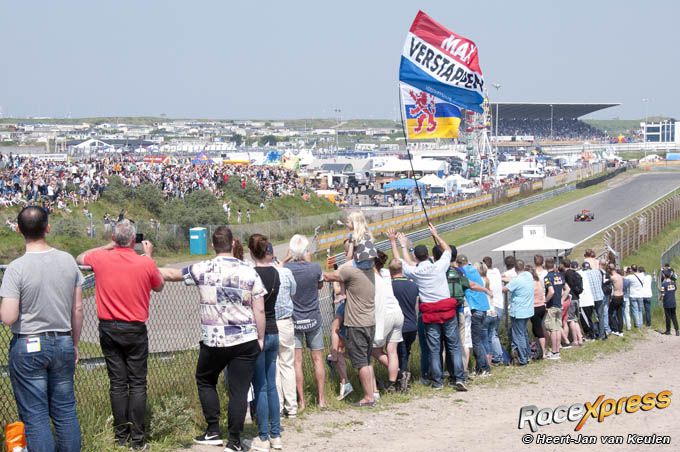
[660,237,680,269]
[0,268,338,437]
[603,192,680,262]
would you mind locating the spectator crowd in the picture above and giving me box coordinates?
[1,207,676,452]
[0,153,303,211]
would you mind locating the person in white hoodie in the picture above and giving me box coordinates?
[639,266,654,327]
[577,261,596,339]
[625,264,644,328]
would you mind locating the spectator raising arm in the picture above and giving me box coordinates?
[396,232,415,266]
[159,267,182,281]
[428,222,449,253]
[76,241,115,265]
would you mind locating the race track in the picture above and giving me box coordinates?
[457,172,680,265]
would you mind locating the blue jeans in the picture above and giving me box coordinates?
[253,334,280,440]
[482,313,500,362]
[9,334,81,452]
[643,298,652,327]
[470,310,490,372]
[623,297,631,330]
[424,317,465,386]
[630,298,643,328]
[417,315,430,380]
[492,307,505,362]
[510,318,530,365]
[602,294,611,334]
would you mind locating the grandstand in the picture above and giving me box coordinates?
[488,102,620,142]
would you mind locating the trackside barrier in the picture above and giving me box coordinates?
[318,162,610,254]
[603,192,680,262]
[330,185,576,266]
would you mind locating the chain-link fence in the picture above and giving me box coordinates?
[0,269,338,440]
[603,192,680,261]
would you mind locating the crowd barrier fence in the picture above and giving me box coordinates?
[0,269,338,436]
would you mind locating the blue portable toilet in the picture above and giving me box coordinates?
[189,227,208,255]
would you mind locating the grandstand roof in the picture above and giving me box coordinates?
[489,103,620,120]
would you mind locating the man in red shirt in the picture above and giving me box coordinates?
[77,220,164,450]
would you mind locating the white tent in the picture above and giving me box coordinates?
[493,225,575,253]
[445,173,472,185]
[419,174,446,187]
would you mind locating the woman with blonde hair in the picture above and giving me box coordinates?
[345,211,377,270]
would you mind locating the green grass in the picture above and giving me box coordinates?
[418,182,609,250]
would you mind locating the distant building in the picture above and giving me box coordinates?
[642,119,678,143]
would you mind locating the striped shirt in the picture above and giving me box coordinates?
[586,269,604,302]
[274,267,296,320]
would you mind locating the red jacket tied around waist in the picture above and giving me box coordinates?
[419,298,458,324]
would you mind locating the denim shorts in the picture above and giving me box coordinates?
[294,328,324,350]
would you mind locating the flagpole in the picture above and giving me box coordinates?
[398,85,431,228]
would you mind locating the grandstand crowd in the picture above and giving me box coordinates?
[497,118,607,141]
[2,206,677,452]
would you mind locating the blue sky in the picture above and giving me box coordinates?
[0,0,676,119]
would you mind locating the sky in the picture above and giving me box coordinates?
[0,0,677,120]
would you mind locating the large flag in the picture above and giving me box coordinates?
[401,83,461,139]
[399,10,485,114]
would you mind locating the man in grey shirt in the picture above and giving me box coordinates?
[0,206,84,452]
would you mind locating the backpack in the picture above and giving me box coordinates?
[601,270,613,296]
[570,270,584,296]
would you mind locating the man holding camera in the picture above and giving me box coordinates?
[77,220,164,450]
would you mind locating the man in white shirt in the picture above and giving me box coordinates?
[625,264,644,328]
[639,266,653,327]
[390,224,467,391]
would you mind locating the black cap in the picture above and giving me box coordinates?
[414,245,429,261]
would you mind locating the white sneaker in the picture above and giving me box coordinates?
[250,437,270,452]
[269,437,283,450]
[337,382,354,401]
[547,352,561,360]
[373,391,381,401]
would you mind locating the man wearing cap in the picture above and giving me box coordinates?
[390,223,466,391]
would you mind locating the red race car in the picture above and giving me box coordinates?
[574,209,595,222]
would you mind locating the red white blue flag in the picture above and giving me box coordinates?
[399,11,485,114]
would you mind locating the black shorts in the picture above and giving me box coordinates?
[345,325,375,369]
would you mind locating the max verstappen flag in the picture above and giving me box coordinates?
[399,10,485,114]
[400,83,461,139]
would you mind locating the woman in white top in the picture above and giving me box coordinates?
[372,251,405,393]
[577,262,596,339]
